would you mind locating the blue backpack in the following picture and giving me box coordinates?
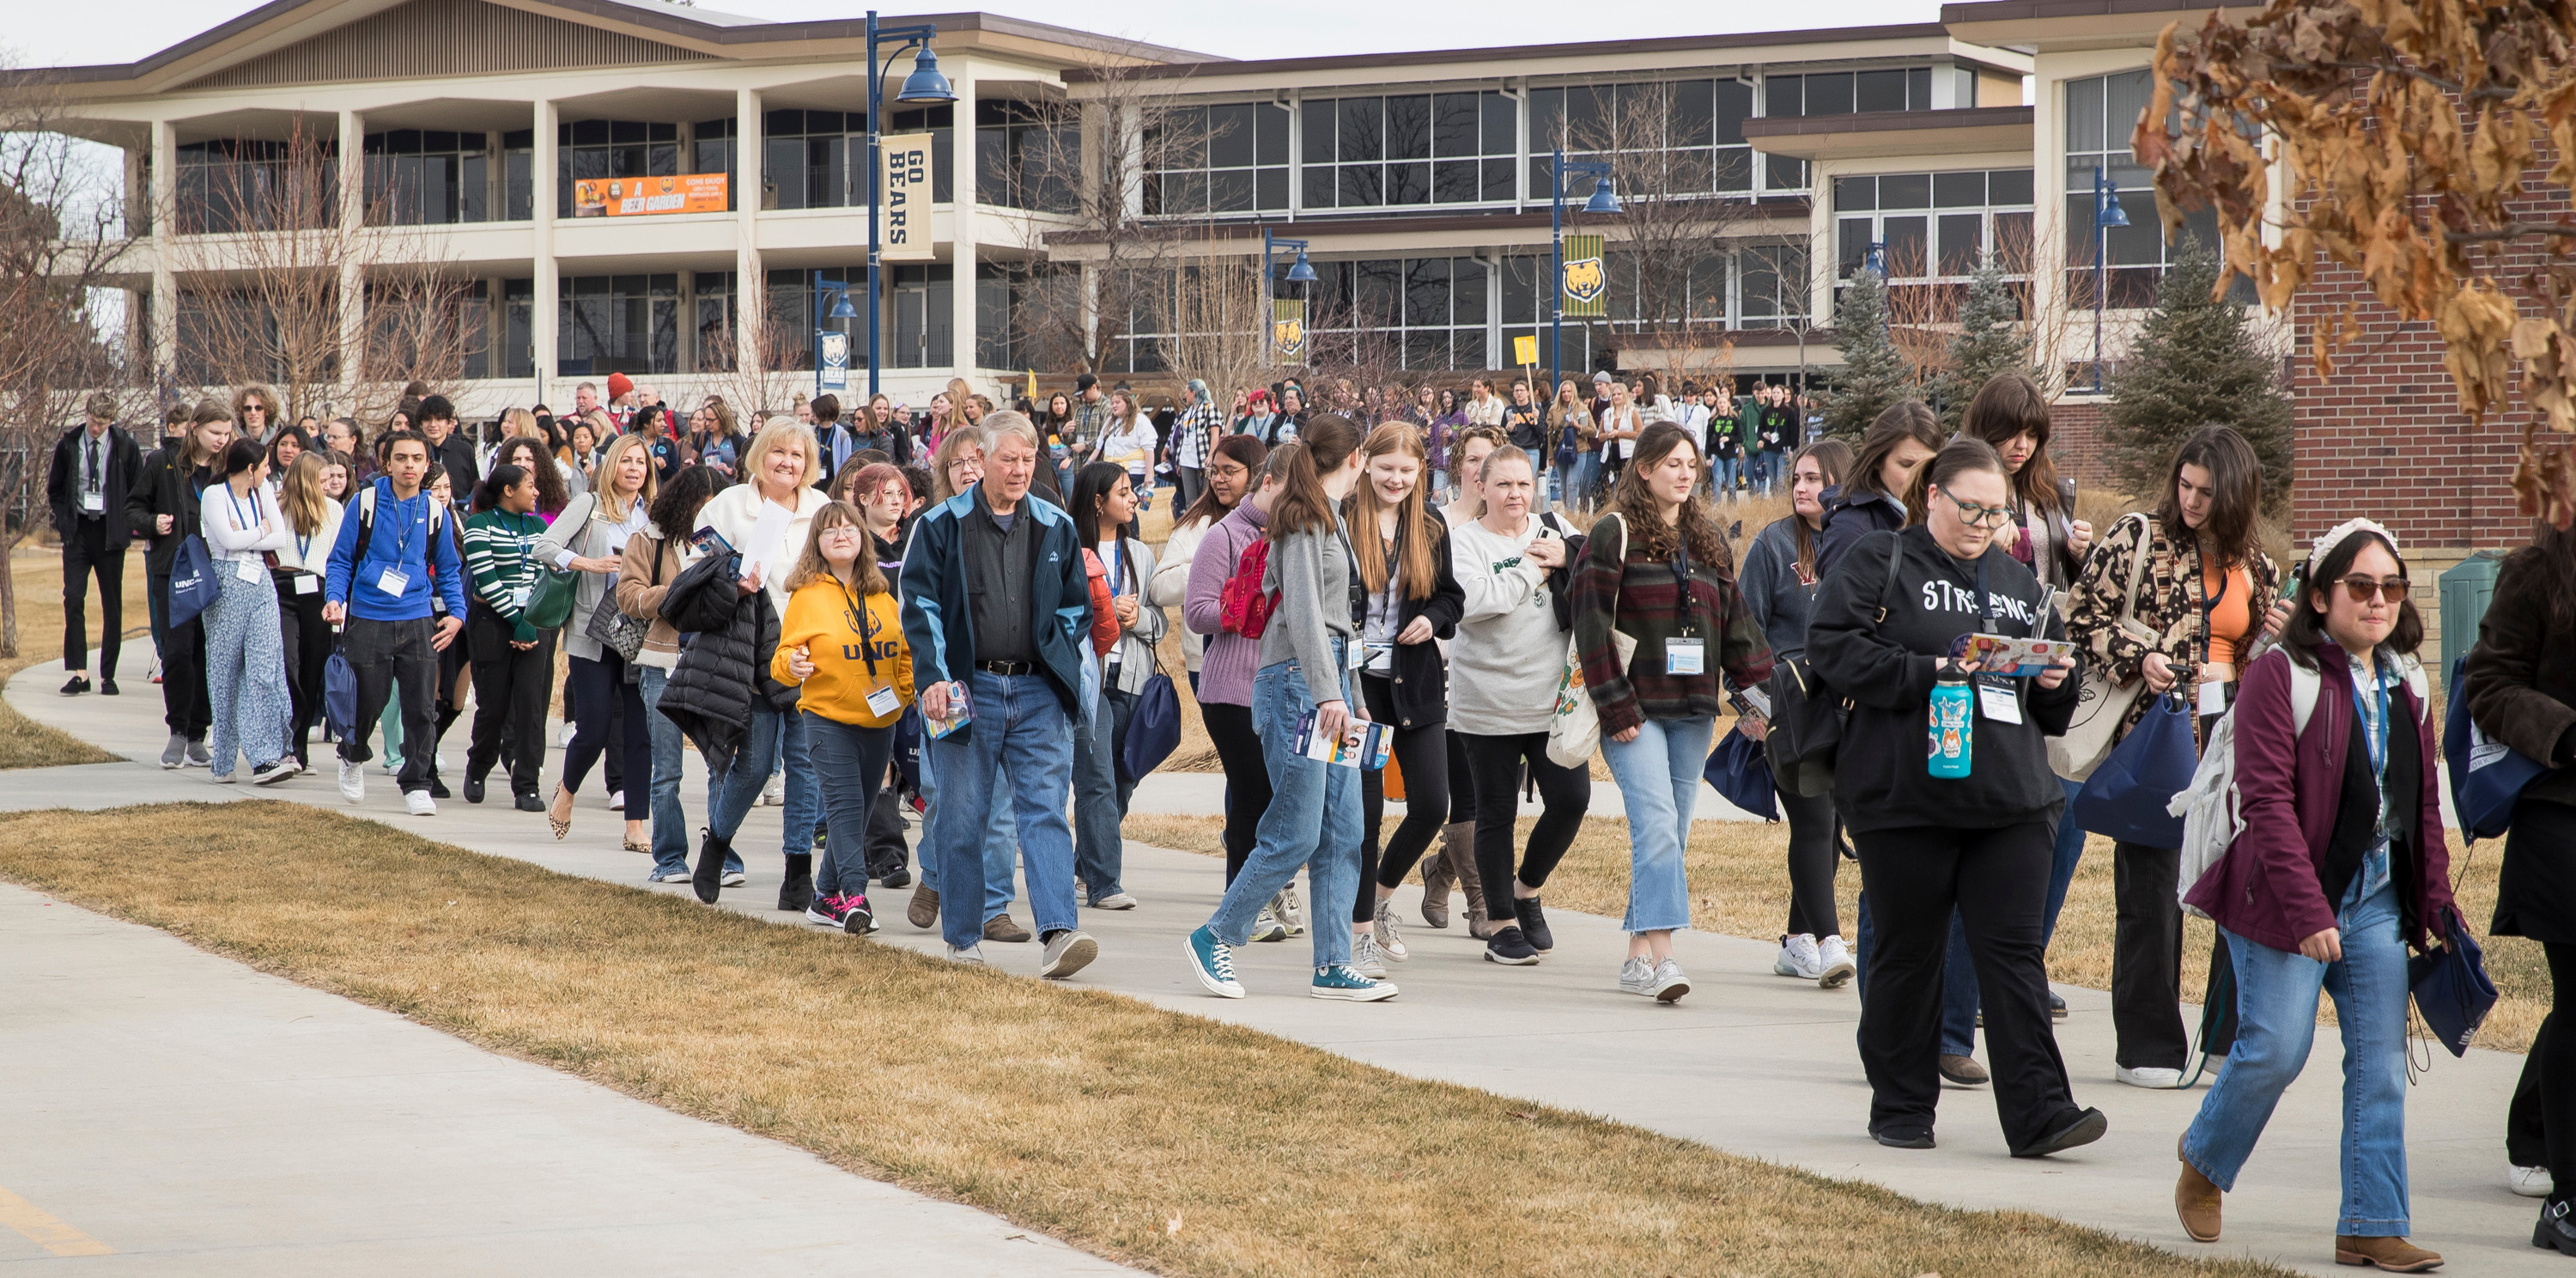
[2444,657,2547,843]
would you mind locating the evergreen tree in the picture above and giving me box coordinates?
[1820,268,1909,440]
[1930,253,2034,429]
[2104,235,2294,511]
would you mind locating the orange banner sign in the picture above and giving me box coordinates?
[572,173,729,217]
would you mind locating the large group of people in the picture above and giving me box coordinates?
[51,355,2576,1274]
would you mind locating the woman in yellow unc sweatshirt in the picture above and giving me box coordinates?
[771,499,914,934]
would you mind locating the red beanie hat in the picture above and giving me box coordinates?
[606,371,634,399]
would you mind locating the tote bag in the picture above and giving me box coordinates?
[1703,727,1778,820]
[167,534,217,629]
[2409,904,2500,1056]
[2443,660,2547,843]
[2050,514,2159,781]
[1122,666,1183,778]
[2072,691,2198,847]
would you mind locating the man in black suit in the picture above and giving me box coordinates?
[46,393,143,695]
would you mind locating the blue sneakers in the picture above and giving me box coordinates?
[1185,926,1243,999]
[1310,964,1397,1001]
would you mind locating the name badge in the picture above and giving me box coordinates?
[2197,679,2228,717]
[377,567,410,597]
[866,685,901,718]
[1978,679,2024,725]
[236,556,265,583]
[80,492,104,514]
[294,573,319,595]
[1665,637,1705,676]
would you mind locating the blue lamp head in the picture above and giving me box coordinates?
[1583,175,1621,215]
[2095,169,2131,229]
[898,46,956,104]
[827,290,860,320]
[1285,248,1317,283]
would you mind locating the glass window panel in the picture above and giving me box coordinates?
[1405,258,1450,326]
[1713,80,1752,146]
[1806,72,1854,117]
[1258,103,1290,165]
[1834,175,1876,211]
[1880,173,1929,209]
[1483,92,1516,155]
[650,123,678,142]
[574,119,610,146]
[1909,67,1933,110]
[1305,165,1337,209]
[1210,103,1255,168]
[1672,81,1714,148]
[1856,70,1907,114]
[1742,246,1779,319]
[2066,77,2105,155]
[1455,259,1485,315]
[1939,212,1985,274]
[2105,192,2160,265]
[1839,217,1874,276]
[1503,257,1538,322]
[1340,163,1381,207]
[1529,88,1564,149]
[1766,155,1807,191]
[1455,328,1485,369]
[1881,215,1928,276]
[1405,330,1446,371]
[1211,168,1253,212]
[1387,94,1431,160]
[1956,67,1978,107]
[612,120,645,144]
[1988,167,2034,205]
[1565,84,1608,149]
[1481,158,1514,201]
[1358,259,1401,326]
[1766,75,1801,119]
[1433,159,1479,203]
[1387,161,1431,204]
[1304,100,1337,164]
[2105,70,2154,162]
[1934,170,1984,207]
[1716,148,1752,192]
[1340,97,1384,161]
[1993,210,2034,269]
[1258,167,1288,210]
[1529,155,1552,202]
[1433,94,1481,157]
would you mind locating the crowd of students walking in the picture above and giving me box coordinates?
[46,360,2576,1271]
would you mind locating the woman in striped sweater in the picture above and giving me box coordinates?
[461,462,557,812]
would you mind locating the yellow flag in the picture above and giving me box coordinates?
[1562,234,1607,319]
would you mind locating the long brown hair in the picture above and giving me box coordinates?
[1267,414,1364,540]
[1609,422,1729,570]
[2153,423,2264,570]
[2512,518,2576,635]
[492,436,568,514]
[1788,438,1853,578]
[782,501,886,595]
[1960,373,2063,515]
[1850,399,1944,509]
[1178,433,1267,529]
[1346,423,1441,600]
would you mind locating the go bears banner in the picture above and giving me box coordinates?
[1273,296,1308,362]
[1561,234,1607,318]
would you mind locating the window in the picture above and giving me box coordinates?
[1145,101,1290,216]
[1303,93,1511,212]
[1300,257,1491,370]
[693,118,736,196]
[977,99,1074,211]
[558,273,677,376]
[1530,80,1755,203]
[1832,168,2035,282]
[501,279,534,380]
[557,120,678,217]
[765,267,870,373]
[690,271,736,374]
[363,130,490,226]
[762,109,856,210]
[1738,242,1809,327]
[2063,70,2232,305]
[978,261,1072,369]
[502,129,534,221]
[175,139,336,234]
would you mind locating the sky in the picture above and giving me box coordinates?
[7,0,1951,69]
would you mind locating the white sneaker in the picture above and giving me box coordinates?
[1773,934,1823,979]
[1373,899,1408,961]
[404,789,437,817]
[1618,957,1655,996]
[2512,1164,2555,1197]
[1351,931,1388,978]
[720,870,747,887]
[1816,934,1856,989]
[1277,883,1305,935]
[1649,958,1691,1003]
[558,722,579,748]
[337,758,365,803]
[210,771,237,785]
[761,775,786,806]
[945,943,986,965]
[607,789,624,812]
[250,760,296,787]
[2115,1064,2187,1089]
[1092,892,1138,910]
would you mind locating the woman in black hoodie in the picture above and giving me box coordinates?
[1807,438,2105,1159]
[1813,400,1946,577]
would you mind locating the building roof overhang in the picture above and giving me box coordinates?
[1936,1,2261,55]
[1744,105,2033,160]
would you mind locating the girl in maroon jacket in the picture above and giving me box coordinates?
[2175,518,2458,1274]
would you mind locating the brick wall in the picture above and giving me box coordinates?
[2045,399,2120,494]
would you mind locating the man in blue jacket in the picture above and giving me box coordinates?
[324,430,467,816]
[899,412,1098,978]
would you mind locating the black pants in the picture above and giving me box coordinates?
[2111,840,2191,1071]
[337,615,437,794]
[1202,700,1271,886]
[276,577,331,766]
[1461,730,1589,921]
[433,625,467,765]
[865,772,909,879]
[1358,673,1449,916]
[1446,728,1477,825]
[562,652,647,797]
[1852,821,2081,1151]
[465,603,556,798]
[1781,786,1842,939]
[2509,952,2576,1195]
[149,571,210,740]
[62,520,123,674]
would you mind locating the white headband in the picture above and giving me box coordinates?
[2307,516,2399,577]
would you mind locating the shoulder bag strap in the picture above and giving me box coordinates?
[1874,528,1905,623]
[2117,513,2154,628]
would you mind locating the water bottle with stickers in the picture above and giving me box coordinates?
[1928,663,1973,779]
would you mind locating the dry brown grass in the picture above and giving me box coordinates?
[1122,810,2545,1053]
[0,801,2297,1278]
[0,545,145,770]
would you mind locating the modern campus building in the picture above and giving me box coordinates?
[21,0,2523,591]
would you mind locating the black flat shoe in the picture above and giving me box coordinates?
[59,675,88,695]
[2014,1107,2110,1159]
[462,775,487,805]
[2537,1200,2576,1254]
[879,867,912,889]
[1874,1125,1935,1150]
[1513,896,1554,952]
[100,678,118,696]
[513,793,545,812]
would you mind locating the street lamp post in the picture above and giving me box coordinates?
[1260,227,1315,366]
[812,271,859,398]
[863,9,955,399]
[1547,148,1619,393]
[2090,164,2130,394]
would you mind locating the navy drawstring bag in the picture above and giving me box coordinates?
[1121,667,1183,778]
[2073,691,2197,848]
[2409,904,2499,1056]
[323,642,358,739]
[1703,727,1778,821]
[2443,659,2546,843]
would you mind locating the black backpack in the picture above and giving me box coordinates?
[1762,531,1905,798]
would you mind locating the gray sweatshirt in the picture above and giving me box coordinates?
[1258,516,1357,706]
[1740,514,1824,662]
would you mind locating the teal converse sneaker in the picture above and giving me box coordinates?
[1185,925,1244,999]
[1310,964,1397,1002]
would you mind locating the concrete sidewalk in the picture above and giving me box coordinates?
[6,645,2552,1275]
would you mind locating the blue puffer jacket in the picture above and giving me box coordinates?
[896,483,1092,726]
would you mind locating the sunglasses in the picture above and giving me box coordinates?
[1936,489,2014,528]
[2336,575,2409,605]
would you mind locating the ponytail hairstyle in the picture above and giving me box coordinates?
[477,463,531,514]
[1850,399,1945,521]
[1609,422,1729,571]
[1960,372,2062,515]
[1787,438,1853,578]
[1266,414,1365,540]
[1347,423,1440,600]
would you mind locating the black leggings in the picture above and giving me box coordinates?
[2523,946,2576,1199]
[1358,673,1449,917]
[1201,700,1271,885]
[1780,785,1842,939]
[1446,728,1476,825]
[1461,730,1589,922]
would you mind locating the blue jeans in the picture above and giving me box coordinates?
[804,711,896,899]
[2184,879,2409,1236]
[924,671,1078,950]
[636,668,729,875]
[2044,777,2086,940]
[1570,453,1603,510]
[1206,648,1360,969]
[708,704,819,862]
[914,755,1016,917]
[1709,453,1740,497]
[1856,897,1981,1057]
[1601,715,1713,934]
[1073,677,1124,903]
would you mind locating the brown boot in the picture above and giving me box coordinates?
[1419,822,1467,928]
[983,913,1032,943]
[2333,1235,2441,1272]
[2175,1135,2221,1242]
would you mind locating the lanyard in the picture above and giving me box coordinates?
[838,578,882,679]
[1671,538,1701,636]
[2351,654,2389,780]
[1109,538,1127,598]
[2200,552,2229,670]
[225,484,262,537]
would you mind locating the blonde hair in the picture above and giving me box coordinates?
[501,407,542,440]
[782,500,886,595]
[592,432,659,521]
[929,426,989,502]
[280,450,332,538]
[743,417,819,496]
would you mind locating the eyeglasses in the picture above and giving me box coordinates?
[2337,575,2409,604]
[818,524,864,539]
[1937,490,2014,528]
